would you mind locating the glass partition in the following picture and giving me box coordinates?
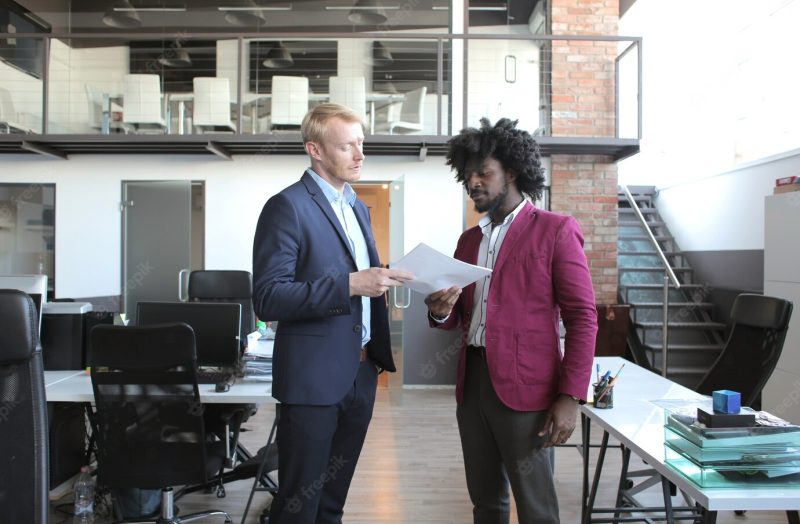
[0,184,55,285]
[1,32,639,141]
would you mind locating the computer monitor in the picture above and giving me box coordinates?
[136,301,241,368]
[0,274,48,334]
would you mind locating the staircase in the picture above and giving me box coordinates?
[617,186,726,388]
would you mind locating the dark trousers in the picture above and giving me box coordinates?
[457,348,559,524]
[269,360,379,524]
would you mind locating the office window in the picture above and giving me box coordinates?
[129,40,217,94]
[0,183,55,286]
[249,41,337,94]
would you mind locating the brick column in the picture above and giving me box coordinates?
[549,0,619,305]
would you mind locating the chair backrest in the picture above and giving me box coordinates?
[696,293,793,408]
[192,77,233,128]
[0,86,16,122]
[271,76,309,126]
[0,289,49,523]
[188,270,255,345]
[85,85,103,130]
[328,76,367,121]
[89,323,211,489]
[122,74,163,125]
[399,86,426,123]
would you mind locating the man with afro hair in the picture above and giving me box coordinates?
[426,117,597,524]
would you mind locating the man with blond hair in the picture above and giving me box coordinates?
[253,103,412,523]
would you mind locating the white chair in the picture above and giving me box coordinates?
[192,77,236,133]
[385,86,427,135]
[121,74,167,134]
[0,86,35,133]
[268,76,309,132]
[328,76,367,121]
[85,85,123,134]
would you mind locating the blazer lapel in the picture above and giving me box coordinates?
[301,172,356,263]
[491,202,536,275]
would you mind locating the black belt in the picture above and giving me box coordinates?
[467,345,485,357]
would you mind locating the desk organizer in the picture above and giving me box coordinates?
[663,406,800,487]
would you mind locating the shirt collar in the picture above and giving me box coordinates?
[478,197,528,233]
[308,169,357,206]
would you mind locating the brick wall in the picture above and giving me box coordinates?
[549,0,619,305]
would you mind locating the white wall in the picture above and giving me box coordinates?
[618,0,800,253]
[0,154,463,300]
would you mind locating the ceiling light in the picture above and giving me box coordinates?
[262,43,293,68]
[221,0,268,25]
[218,3,292,12]
[102,0,142,29]
[158,48,191,67]
[372,41,394,66]
[326,1,400,25]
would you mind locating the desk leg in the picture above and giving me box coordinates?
[370,101,375,135]
[613,446,631,520]
[788,510,800,524]
[178,101,185,135]
[584,430,610,524]
[581,414,590,524]
[661,476,675,524]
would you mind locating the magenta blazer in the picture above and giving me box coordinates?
[434,202,597,411]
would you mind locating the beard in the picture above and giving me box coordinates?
[473,180,509,215]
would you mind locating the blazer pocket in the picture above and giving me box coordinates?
[277,318,329,337]
[514,331,559,385]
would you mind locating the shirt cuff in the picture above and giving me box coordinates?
[428,310,450,324]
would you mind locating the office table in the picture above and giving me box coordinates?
[582,357,800,524]
[44,370,275,404]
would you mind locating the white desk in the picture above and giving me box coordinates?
[582,357,800,523]
[44,370,275,405]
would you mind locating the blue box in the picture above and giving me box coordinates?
[712,390,741,414]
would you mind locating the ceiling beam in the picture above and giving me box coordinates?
[21,140,68,159]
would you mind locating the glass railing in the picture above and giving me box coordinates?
[0,33,640,139]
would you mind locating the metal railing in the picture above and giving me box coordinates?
[0,31,642,140]
[621,184,681,377]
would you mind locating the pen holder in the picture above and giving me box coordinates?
[593,382,613,409]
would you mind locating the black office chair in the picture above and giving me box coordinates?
[89,323,232,523]
[0,289,49,523]
[188,270,256,344]
[696,293,793,410]
[187,270,258,469]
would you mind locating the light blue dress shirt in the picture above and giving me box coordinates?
[308,169,371,347]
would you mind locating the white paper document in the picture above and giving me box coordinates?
[391,242,492,295]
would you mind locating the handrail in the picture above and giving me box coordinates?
[621,185,680,288]
[620,184,679,378]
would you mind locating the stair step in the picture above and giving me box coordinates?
[651,366,706,377]
[635,321,726,330]
[619,250,684,256]
[619,207,659,214]
[644,343,724,352]
[619,235,673,241]
[619,220,665,227]
[619,267,693,273]
[630,302,714,309]
[621,283,703,290]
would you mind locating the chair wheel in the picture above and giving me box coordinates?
[623,479,634,489]
[215,485,226,498]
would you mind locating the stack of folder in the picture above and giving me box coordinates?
[663,403,800,487]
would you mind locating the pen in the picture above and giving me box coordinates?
[596,364,600,383]
[596,365,625,403]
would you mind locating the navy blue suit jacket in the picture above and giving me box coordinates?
[252,171,394,406]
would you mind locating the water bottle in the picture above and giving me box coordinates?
[73,466,95,523]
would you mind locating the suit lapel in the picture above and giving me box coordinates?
[460,227,483,319]
[491,202,536,275]
[301,172,356,263]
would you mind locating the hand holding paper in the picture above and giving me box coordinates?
[391,243,492,295]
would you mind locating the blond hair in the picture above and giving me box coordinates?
[301,103,364,144]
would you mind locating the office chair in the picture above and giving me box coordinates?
[0,86,36,133]
[187,270,257,485]
[89,323,232,523]
[192,78,236,133]
[85,84,123,134]
[696,293,793,409]
[329,76,367,121]
[384,86,427,135]
[267,76,308,132]
[121,74,167,134]
[0,290,49,523]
